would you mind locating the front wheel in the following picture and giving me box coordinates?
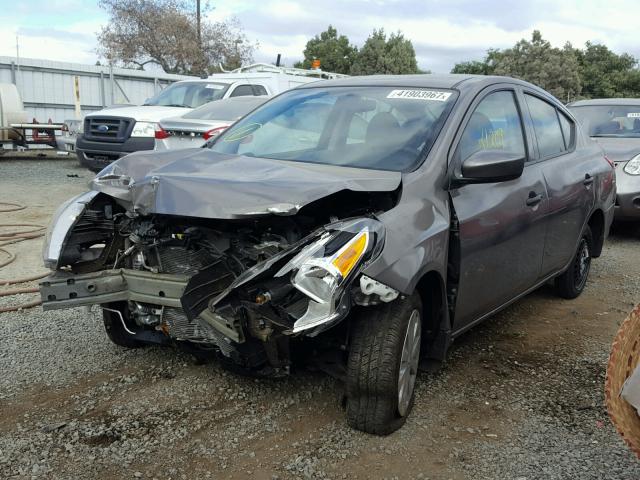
[555,225,593,299]
[346,292,422,435]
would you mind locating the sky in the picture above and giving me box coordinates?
[0,0,639,73]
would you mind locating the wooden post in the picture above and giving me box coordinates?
[73,76,82,120]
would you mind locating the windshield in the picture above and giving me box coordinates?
[144,82,230,108]
[210,86,457,172]
[183,97,268,120]
[570,104,640,138]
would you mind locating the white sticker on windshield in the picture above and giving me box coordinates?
[205,84,224,90]
[627,112,640,118]
[387,89,452,101]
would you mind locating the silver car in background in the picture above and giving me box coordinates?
[569,99,640,221]
[155,96,270,150]
[56,119,81,154]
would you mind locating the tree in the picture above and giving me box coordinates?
[575,42,640,98]
[96,0,255,75]
[489,31,581,101]
[451,31,640,100]
[294,26,357,75]
[350,29,419,75]
[451,60,493,75]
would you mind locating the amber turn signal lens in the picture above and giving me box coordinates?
[332,231,368,278]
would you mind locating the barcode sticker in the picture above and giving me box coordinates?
[387,89,452,101]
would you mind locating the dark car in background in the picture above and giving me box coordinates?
[41,75,615,435]
[569,99,640,221]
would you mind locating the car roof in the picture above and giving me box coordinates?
[295,74,541,91]
[568,98,640,107]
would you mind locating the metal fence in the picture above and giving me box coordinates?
[0,56,195,123]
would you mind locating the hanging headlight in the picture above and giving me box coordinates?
[42,191,99,269]
[624,154,640,175]
[276,218,385,333]
[292,229,370,304]
[90,162,135,202]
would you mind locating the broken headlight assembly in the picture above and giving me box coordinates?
[42,191,98,269]
[277,218,385,333]
[90,162,137,203]
[92,162,134,189]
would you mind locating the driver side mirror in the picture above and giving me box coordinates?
[459,150,525,184]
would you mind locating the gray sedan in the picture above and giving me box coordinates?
[569,98,640,221]
[155,96,269,150]
[41,75,614,435]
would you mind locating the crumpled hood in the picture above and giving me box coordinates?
[593,137,640,163]
[93,148,401,219]
[86,105,191,122]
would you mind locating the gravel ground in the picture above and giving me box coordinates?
[1,157,639,479]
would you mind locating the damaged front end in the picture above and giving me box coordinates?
[40,185,398,375]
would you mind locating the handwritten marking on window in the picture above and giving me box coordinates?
[478,128,505,150]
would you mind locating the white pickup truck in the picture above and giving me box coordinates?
[76,65,346,171]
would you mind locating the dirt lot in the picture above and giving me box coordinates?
[1,157,639,479]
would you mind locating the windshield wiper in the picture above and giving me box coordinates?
[164,103,191,108]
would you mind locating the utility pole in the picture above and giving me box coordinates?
[196,0,203,75]
[196,0,201,48]
[15,35,20,75]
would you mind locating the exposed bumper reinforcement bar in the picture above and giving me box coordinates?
[40,269,189,310]
[39,269,243,343]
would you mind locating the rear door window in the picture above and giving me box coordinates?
[525,94,566,158]
[457,90,526,162]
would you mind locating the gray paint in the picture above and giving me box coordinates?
[89,74,615,337]
[93,148,401,219]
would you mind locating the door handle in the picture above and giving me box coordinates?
[526,192,543,206]
[583,173,594,186]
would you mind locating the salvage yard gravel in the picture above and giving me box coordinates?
[1,158,640,479]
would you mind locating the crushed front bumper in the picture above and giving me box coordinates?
[40,269,243,342]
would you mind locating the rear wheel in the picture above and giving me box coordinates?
[346,292,422,435]
[555,226,592,299]
[102,302,146,348]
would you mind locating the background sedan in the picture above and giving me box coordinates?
[155,96,270,150]
[569,98,640,221]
